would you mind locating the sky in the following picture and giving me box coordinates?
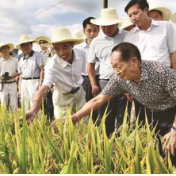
[0,0,175,52]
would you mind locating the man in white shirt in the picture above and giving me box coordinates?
[74,17,100,123]
[17,35,44,112]
[20,27,89,123]
[0,42,18,111]
[87,8,128,137]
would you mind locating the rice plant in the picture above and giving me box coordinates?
[0,103,175,174]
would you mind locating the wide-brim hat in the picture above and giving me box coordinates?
[0,42,14,52]
[148,6,172,21]
[171,12,176,23]
[35,36,51,45]
[73,30,86,40]
[16,34,36,50]
[90,8,127,27]
[41,27,84,48]
[122,18,134,29]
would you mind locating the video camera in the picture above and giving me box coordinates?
[2,72,10,80]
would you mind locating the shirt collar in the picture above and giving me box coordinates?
[23,50,34,60]
[102,28,122,38]
[1,56,12,61]
[41,49,49,54]
[133,18,159,33]
[82,39,89,48]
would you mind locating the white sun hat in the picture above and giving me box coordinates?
[35,36,51,45]
[16,34,36,50]
[90,8,127,27]
[122,18,134,29]
[148,5,172,21]
[171,12,176,23]
[0,42,14,52]
[41,27,85,48]
[72,30,86,40]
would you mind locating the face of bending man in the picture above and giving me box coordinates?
[53,42,74,64]
[148,10,163,21]
[101,24,119,37]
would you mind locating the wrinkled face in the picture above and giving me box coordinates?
[39,40,48,50]
[0,45,10,56]
[101,24,118,37]
[83,24,99,42]
[148,10,163,21]
[111,51,137,81]
[127,3,148,27]
[21,42,32,54]
[53,42,74,63]
[123,25,135,31]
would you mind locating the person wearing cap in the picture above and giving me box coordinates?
[171,12,176,24]
[122,18,135,31]
[148,5,172,21]
[0,42,18,111]
[87,8,128,137]
[17,35,44,111]
[73,17,100,123]
[20,27,89,123]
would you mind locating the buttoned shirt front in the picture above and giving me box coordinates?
[101,61,176,112]
[0,56,18,82]
[43,48,86,94]
[75,39,100,75]
[88,29,127,79]
[41,49,50,64]
[124,19,176,67]
[18,50,44,78]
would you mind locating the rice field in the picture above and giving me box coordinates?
[0,103,175,174]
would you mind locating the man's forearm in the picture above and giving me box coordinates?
[18,75,22,92]
[30,85,49,114]
[40,66,44,84]
[87,63,97,86]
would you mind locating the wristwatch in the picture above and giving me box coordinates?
[172,126,176,131]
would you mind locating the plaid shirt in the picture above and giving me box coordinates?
[101,61,176,112]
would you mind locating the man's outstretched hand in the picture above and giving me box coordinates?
[20,110,36,126]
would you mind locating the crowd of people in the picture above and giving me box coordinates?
[0,0,176,165]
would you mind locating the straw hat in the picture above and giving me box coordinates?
[148,5,172,21]
[73,30,86,40]
[35,36,51,45]
[41,27,84,48]
[16,34,36,49]
[0,42,14,52]
[90,8,127,27]
[171,12,176,23]
[122,19,134,29]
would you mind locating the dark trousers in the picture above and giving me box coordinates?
[98,79,128,138]
[82,75,100,123]
[44,90,54,121]
[134,99,176,165]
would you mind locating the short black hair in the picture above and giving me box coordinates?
[82,17,99,29]
[125,0,149,13]
[112,42,141,62]
[148,9,163,17]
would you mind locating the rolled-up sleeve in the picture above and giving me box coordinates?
[87,39,98,63]
[100,74,124,96]
[167,23,176,53]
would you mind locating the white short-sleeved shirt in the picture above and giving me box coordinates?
[0,56,18,82]
[41,49,50,64]
[124,19,176,67]
[75,40,100,76]
[43,48,86,94]
[88,29,127,79]
[18,51,44,78]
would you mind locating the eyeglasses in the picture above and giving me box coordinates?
[39,41,48,45]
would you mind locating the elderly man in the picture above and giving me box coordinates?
[0,42,18,111]
[17,35,44,111]
[87,8,128,137]
[20,27,89,123]
[71,42,176,164]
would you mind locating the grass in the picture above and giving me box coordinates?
[0,103,175,174]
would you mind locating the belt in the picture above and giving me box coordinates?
[82,75,99,78]
[99,79,110,81]
[22,77,40,80]
[0,81,16,84]
[65,87,80,94]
